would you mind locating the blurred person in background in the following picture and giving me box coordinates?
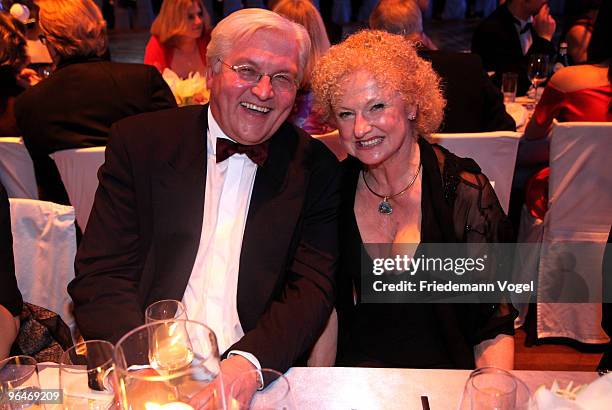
[564,0,600,65]
[519,1,610,221]
[524,0,611,140]
[472,0,556,96]
[14,0,176,206]
[369,0,437,49]
[312,30,516,369]
[144,0,212,78]
[370,0,515,133]
[0,12,39,136]
[272,0,334,135]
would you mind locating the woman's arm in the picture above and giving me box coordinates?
[474,333,514,369]
[0,305,19,360]
[523,83,565,140]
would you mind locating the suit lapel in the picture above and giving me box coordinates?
[237,123,307,330]
[501,4,526,59]
[149,106,208,303]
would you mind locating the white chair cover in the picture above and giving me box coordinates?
[50,147,105,231]
[9,198,77,333]
[0,137,38,199]
[536,121,612,343]
[431,131,522,214]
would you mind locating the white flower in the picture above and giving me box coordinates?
[162,69,209,107]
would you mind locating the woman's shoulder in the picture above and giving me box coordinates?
[549,64,609,93]
[430,143,484,188]
[144,36,169,70]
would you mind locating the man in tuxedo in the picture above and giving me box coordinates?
[370,0,516,133]
[15,0,176,206]
[472,0,556,96]
[69,8,339,399]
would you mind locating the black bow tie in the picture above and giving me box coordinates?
[216,138,269,166]
[520,22,533,34]
[513,17,532,34]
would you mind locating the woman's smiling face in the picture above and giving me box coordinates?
[333,70,417,166]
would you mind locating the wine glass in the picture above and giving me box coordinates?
[145,300,188,324]
[59,340,116,410]
[527,54,550,103]
[0,355,41,410]
[113,319,225,410]
[458,367,536,410]
[229,369,295,410]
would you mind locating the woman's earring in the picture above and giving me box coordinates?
[408,113,416,121]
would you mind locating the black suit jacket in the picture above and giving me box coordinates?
[14,57,176,204]
[471,3,556,96]
[68,105,340,375]
[419,49,516,133]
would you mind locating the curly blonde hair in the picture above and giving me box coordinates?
[311,30,445,137]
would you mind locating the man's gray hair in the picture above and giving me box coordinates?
[207,8,311,87]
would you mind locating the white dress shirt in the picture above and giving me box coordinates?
[514,15,533,55]
[181,107,262,377]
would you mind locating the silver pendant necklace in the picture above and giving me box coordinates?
[361,163,421,215]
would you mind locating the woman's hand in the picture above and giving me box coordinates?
[474,334,515,370]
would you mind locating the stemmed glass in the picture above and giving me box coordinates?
[145,300,188,324]
[113,319,225,410]
[527,54,550,103]
[229,369,295,410]
[0,355,41,410]
[59,340,116,410]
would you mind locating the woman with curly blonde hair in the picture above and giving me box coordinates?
[312,30,516,369]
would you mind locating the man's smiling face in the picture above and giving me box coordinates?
[206,29,300,145]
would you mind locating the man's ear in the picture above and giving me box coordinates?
[206,61,216,86]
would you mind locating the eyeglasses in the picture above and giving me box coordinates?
[218,59,298,92]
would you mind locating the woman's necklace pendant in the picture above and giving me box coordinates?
[378,198,393,215]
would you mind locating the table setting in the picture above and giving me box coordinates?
[1,299,609,409]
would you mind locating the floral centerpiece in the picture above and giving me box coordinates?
[162,69,209,107]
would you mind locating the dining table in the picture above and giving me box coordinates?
[36,364,598,409]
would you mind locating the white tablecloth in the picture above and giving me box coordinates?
[37,365,598,410]
[283,367,597,409]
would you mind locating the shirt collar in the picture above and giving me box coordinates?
[512,14,533,32]
[207,106,236,156]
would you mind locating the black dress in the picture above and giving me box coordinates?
[336,138,517,369]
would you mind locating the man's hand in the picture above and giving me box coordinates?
[189,355,259,410]
[533,4,556,41]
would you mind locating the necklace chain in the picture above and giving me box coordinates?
[361,163,421,215]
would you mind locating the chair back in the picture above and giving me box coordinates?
[50,147,105,231]
[9,198,77,334]
[0,137,38,199]
[431,131,522,214]
[537,121,612,343]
